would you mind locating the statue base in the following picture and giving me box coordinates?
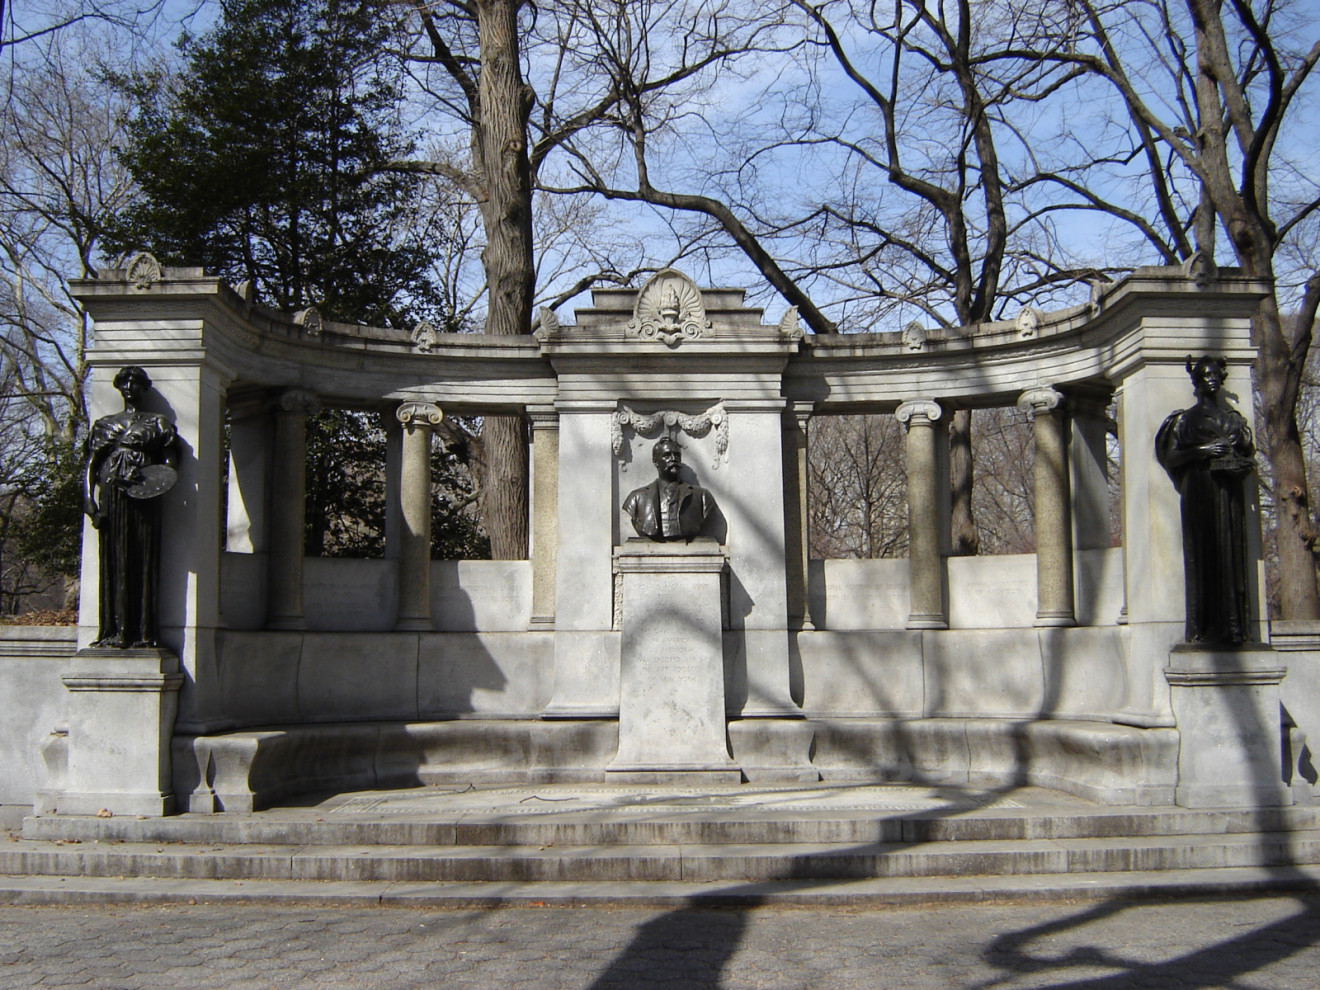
[1165,644,1291,808]
[608,540,739,775]
[43,647,183,817]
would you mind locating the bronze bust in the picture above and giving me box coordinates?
[622,437,717,541]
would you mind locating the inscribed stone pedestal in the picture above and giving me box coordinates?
[1165,645,1291,808]
[610,540,739,776]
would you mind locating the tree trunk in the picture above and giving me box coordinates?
[1252,290,1320,618]
[474,0,533,559]
[949,408,978,555]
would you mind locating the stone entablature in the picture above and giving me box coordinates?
[71,263,1268,414]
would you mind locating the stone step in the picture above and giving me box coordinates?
[6,865,1320,909]
[20,804,1320,848]
[6,829,1320,884]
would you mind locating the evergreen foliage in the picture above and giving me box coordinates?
[11,438,84,580]
[105,0,442,328]
[303,410,489,561]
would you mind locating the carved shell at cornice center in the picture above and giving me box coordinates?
[628,269,711,347]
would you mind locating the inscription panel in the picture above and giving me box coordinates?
[811,558,908,629]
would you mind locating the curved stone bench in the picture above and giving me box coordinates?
[170,717,1178,813]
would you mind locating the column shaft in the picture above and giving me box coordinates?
[224,392,272,554]
[396,401,443,630]
[783,403,814,630]
[267,389,318,629]
[1019,388,1074,625]
[897,400,947,629]
[528,408,559,629]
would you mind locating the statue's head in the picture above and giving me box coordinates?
[113,365,151,401]
[652,437,683,482]
[1186,355,1227,397]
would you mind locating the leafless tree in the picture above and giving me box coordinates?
[542,0,1133,556]
[0,29,137,438]
[395,0,785,555]
[807,413,907,559]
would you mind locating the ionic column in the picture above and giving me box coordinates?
[1018,387,1075,626]
[395,400,443,631]
[782,402,814,630]
[896,399,948,629]
[528,406,559,630]
[267,388,319,630]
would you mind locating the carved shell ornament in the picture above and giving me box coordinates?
[411,320,439,352]
[1016,307,1040,339]
[533,306,560,343]
[628,270,711,347]
[295,306,323,337]
[778,306,804,342]
[1184,250,1218,288]
[902,321,927,351]
[125,252,163,290]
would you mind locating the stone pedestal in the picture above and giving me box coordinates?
[52,648,183,816]
[1165,645,1290,808]
[609,540,740,779]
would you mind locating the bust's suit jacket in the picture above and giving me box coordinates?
[623,479,714,540]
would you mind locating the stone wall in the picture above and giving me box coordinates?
[220,556,531,632]
[0,627,75,816]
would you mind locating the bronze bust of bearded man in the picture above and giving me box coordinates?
[623,437,717,541]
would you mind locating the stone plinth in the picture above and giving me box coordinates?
[609,540,739,778]
[52,648,183,817]
[1165,645,1290,808]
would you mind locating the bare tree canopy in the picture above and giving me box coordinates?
[4,0,1320,611]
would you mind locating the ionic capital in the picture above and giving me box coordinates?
[396,400,444,429]
[275,389,320,417]
[895,399,943,428]
[1016,387,1063,420]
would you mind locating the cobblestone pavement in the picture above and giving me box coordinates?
[2,895,1319,988]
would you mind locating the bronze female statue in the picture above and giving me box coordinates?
[83,366,179,648]
[1155,356,1256,645]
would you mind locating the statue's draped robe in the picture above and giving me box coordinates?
[1155,401,1255,645]
[89,411,176,646]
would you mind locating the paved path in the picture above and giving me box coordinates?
[2,894,1319,988]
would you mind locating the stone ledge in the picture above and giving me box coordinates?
[1270,620,1320,651]
[0,626,77,659]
